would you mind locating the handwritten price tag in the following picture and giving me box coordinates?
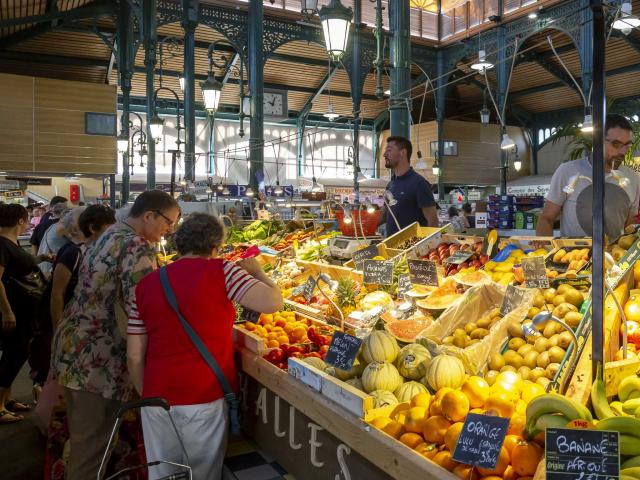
[522,256,550,289]
[407,259,438,286]
[452,413,509,470]
[500,285,527,316]
[363,260,394,285]
[324,331,362,371]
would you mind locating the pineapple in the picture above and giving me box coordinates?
[335,278,363,318]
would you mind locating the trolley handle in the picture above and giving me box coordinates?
[117,397,170,418]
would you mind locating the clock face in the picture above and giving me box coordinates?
[264,91,286,117]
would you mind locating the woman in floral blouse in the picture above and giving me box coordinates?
[51,190,180,480]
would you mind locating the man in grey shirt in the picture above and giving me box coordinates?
[537,114,640,238]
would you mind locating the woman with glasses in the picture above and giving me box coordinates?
[51,190,180,480]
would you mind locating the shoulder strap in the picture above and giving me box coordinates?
[158,266,240,434]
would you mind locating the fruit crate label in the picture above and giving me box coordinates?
[452,413,509,470]
[609,236,640,288]
[397,274,413,294]
[363,260,394,285]
[352,244,378,270]
[302,276,317,302]
[522,256,550,289]
[545,427,619,480]
[500,284,527,316]
[445,250,474,265]
[407,259,438,286]
[241,307,261,323]
[287,358,322,392]
[324,331,362,371]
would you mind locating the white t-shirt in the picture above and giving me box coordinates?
[546,157,640,238]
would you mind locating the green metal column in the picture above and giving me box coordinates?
[580,0,593,102]
[436,50,445,198]
[496,26,508,194]
[351,0,362,202]
[143,0,157,190]
[249,0,264,192]
[296,108,310,177]
[389,0,411,138]
[182,0,198,182]
[118,0,133,203]
[531,129,539,175]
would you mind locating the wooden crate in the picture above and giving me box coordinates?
[233,325,268,354]
[381,222,443,250]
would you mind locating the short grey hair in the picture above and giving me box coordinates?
[175,213,225,256]
[60,207,86,243]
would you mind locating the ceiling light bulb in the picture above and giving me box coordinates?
[274,183,283,195]
[217,183,224,191]
[367,204,375,213]
[384,89,391,95]
[528,12,538,19]
[480,105,491,125]
[432,163,440,176]
[246,187,255,197]
[581,114,594,133]
[613,2,640,31]
[324,103,339,120]
[470,49,494,71]
[222,187,230,195]
[356,170,368,183]
[311,177,322,192]
[205,187,213,194]
[501,132,516,150]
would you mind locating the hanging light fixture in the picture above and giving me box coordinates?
[501,132,516,150]
[301,0,319,16]
[319,0,353,60]
[205,186,213,194]
[384,89,391,96]
[222,186,230,195]
[274,182,284,195]
[179,75,185,91]
[149,113,165,141]
[117,132,129,153]
[470,49,494,71]
[513,155,522,171]
[311,177,322,192]
[581,106,594,133]
[367,203,375,214]
[324,102,340,121]
[343,206,352,224]
[217,182,224,192]
[201,73,223,112]
[415,150,427,170]
[432,160,440,176]
[245,186,255,197]
[356,167,368,183]
[613,2,640,33]
[285,199,293,208]
[480,89,491,125]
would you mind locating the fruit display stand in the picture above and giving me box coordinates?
[238,347,459,480]
[381,222,447,253]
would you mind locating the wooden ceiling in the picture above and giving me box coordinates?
[0,0,639,126]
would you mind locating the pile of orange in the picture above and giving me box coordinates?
[240,311,313,348]
[368,372,545,479]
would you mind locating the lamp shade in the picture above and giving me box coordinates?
[319,0,353,60]
[432,164,440,176]
[274,183,283,195]
[201,74,223,111]
[117,133,129,154]
[311,177,322,192]
[513,158,522,171]
[581,113,594,133]
[149,113,165,141]
[470,49,494,71]
[323,102,339,120]
[501,132,516,150]
[356,170,368,183]
[613,2,640,30]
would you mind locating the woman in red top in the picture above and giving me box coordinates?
[127,212,282,480]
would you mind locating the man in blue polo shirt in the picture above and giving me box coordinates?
[383,136,438,236]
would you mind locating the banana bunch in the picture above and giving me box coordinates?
[525,393,593,439]
[595,417,640,456]
[591,373,640,420]
[621,467,640,480]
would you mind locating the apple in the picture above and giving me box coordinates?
[621,320,640,347]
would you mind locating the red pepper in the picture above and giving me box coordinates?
[264,348,284,364]
[319,345,329,355]
[287,345,305,355]
[307,328,317,341]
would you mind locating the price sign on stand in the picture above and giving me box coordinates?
[452,413,510,470]
[408,259,438,286]
[445,250,474,265]
[303,276,317,302]
[363,260,394,285]
[324,331,363,371]
[352,244,378,270]
[545,428,619,480]
[522,256,550,289]
[500,285,527,316]
[397,274,413,295]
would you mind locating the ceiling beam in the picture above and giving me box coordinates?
[518,51,582,97]
[221,53,240,85]
[0,50,108,68]
[0,2,114,29]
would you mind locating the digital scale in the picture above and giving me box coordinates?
[327,235,383,259]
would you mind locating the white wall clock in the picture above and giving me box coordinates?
[263,89,288,119]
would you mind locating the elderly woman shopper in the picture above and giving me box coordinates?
[51,190,179,480]
[0,204,52,424]
[127,213,283,480]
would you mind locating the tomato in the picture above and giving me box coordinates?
[264,348,284,364]
[623,320,640,346]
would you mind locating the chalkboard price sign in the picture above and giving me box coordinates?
[445,250,474,265]
[545,427,619,480]
[363,260,394,285]
[522,256,550,289]
[352,244,379,270]
[241,307,261,323]
[324,331,363,371]
[407,259,438,286]
[500,285,527,316]
[397,274,413,294]
[452,413,510,470]
[303,276,317,302]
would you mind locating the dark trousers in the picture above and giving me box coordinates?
[0,318,31,389]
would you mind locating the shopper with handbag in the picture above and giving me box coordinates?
[127,212,283,480]
[0,203,52,424]
[51,190,180,479]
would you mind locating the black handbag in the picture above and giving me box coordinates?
[5,269,48,302]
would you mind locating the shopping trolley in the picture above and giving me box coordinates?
[97,397,193,480]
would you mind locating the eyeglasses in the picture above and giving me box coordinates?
[152,210,177,229]
[605,138,633,149]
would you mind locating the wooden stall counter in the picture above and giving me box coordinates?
[239,348,457,480]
